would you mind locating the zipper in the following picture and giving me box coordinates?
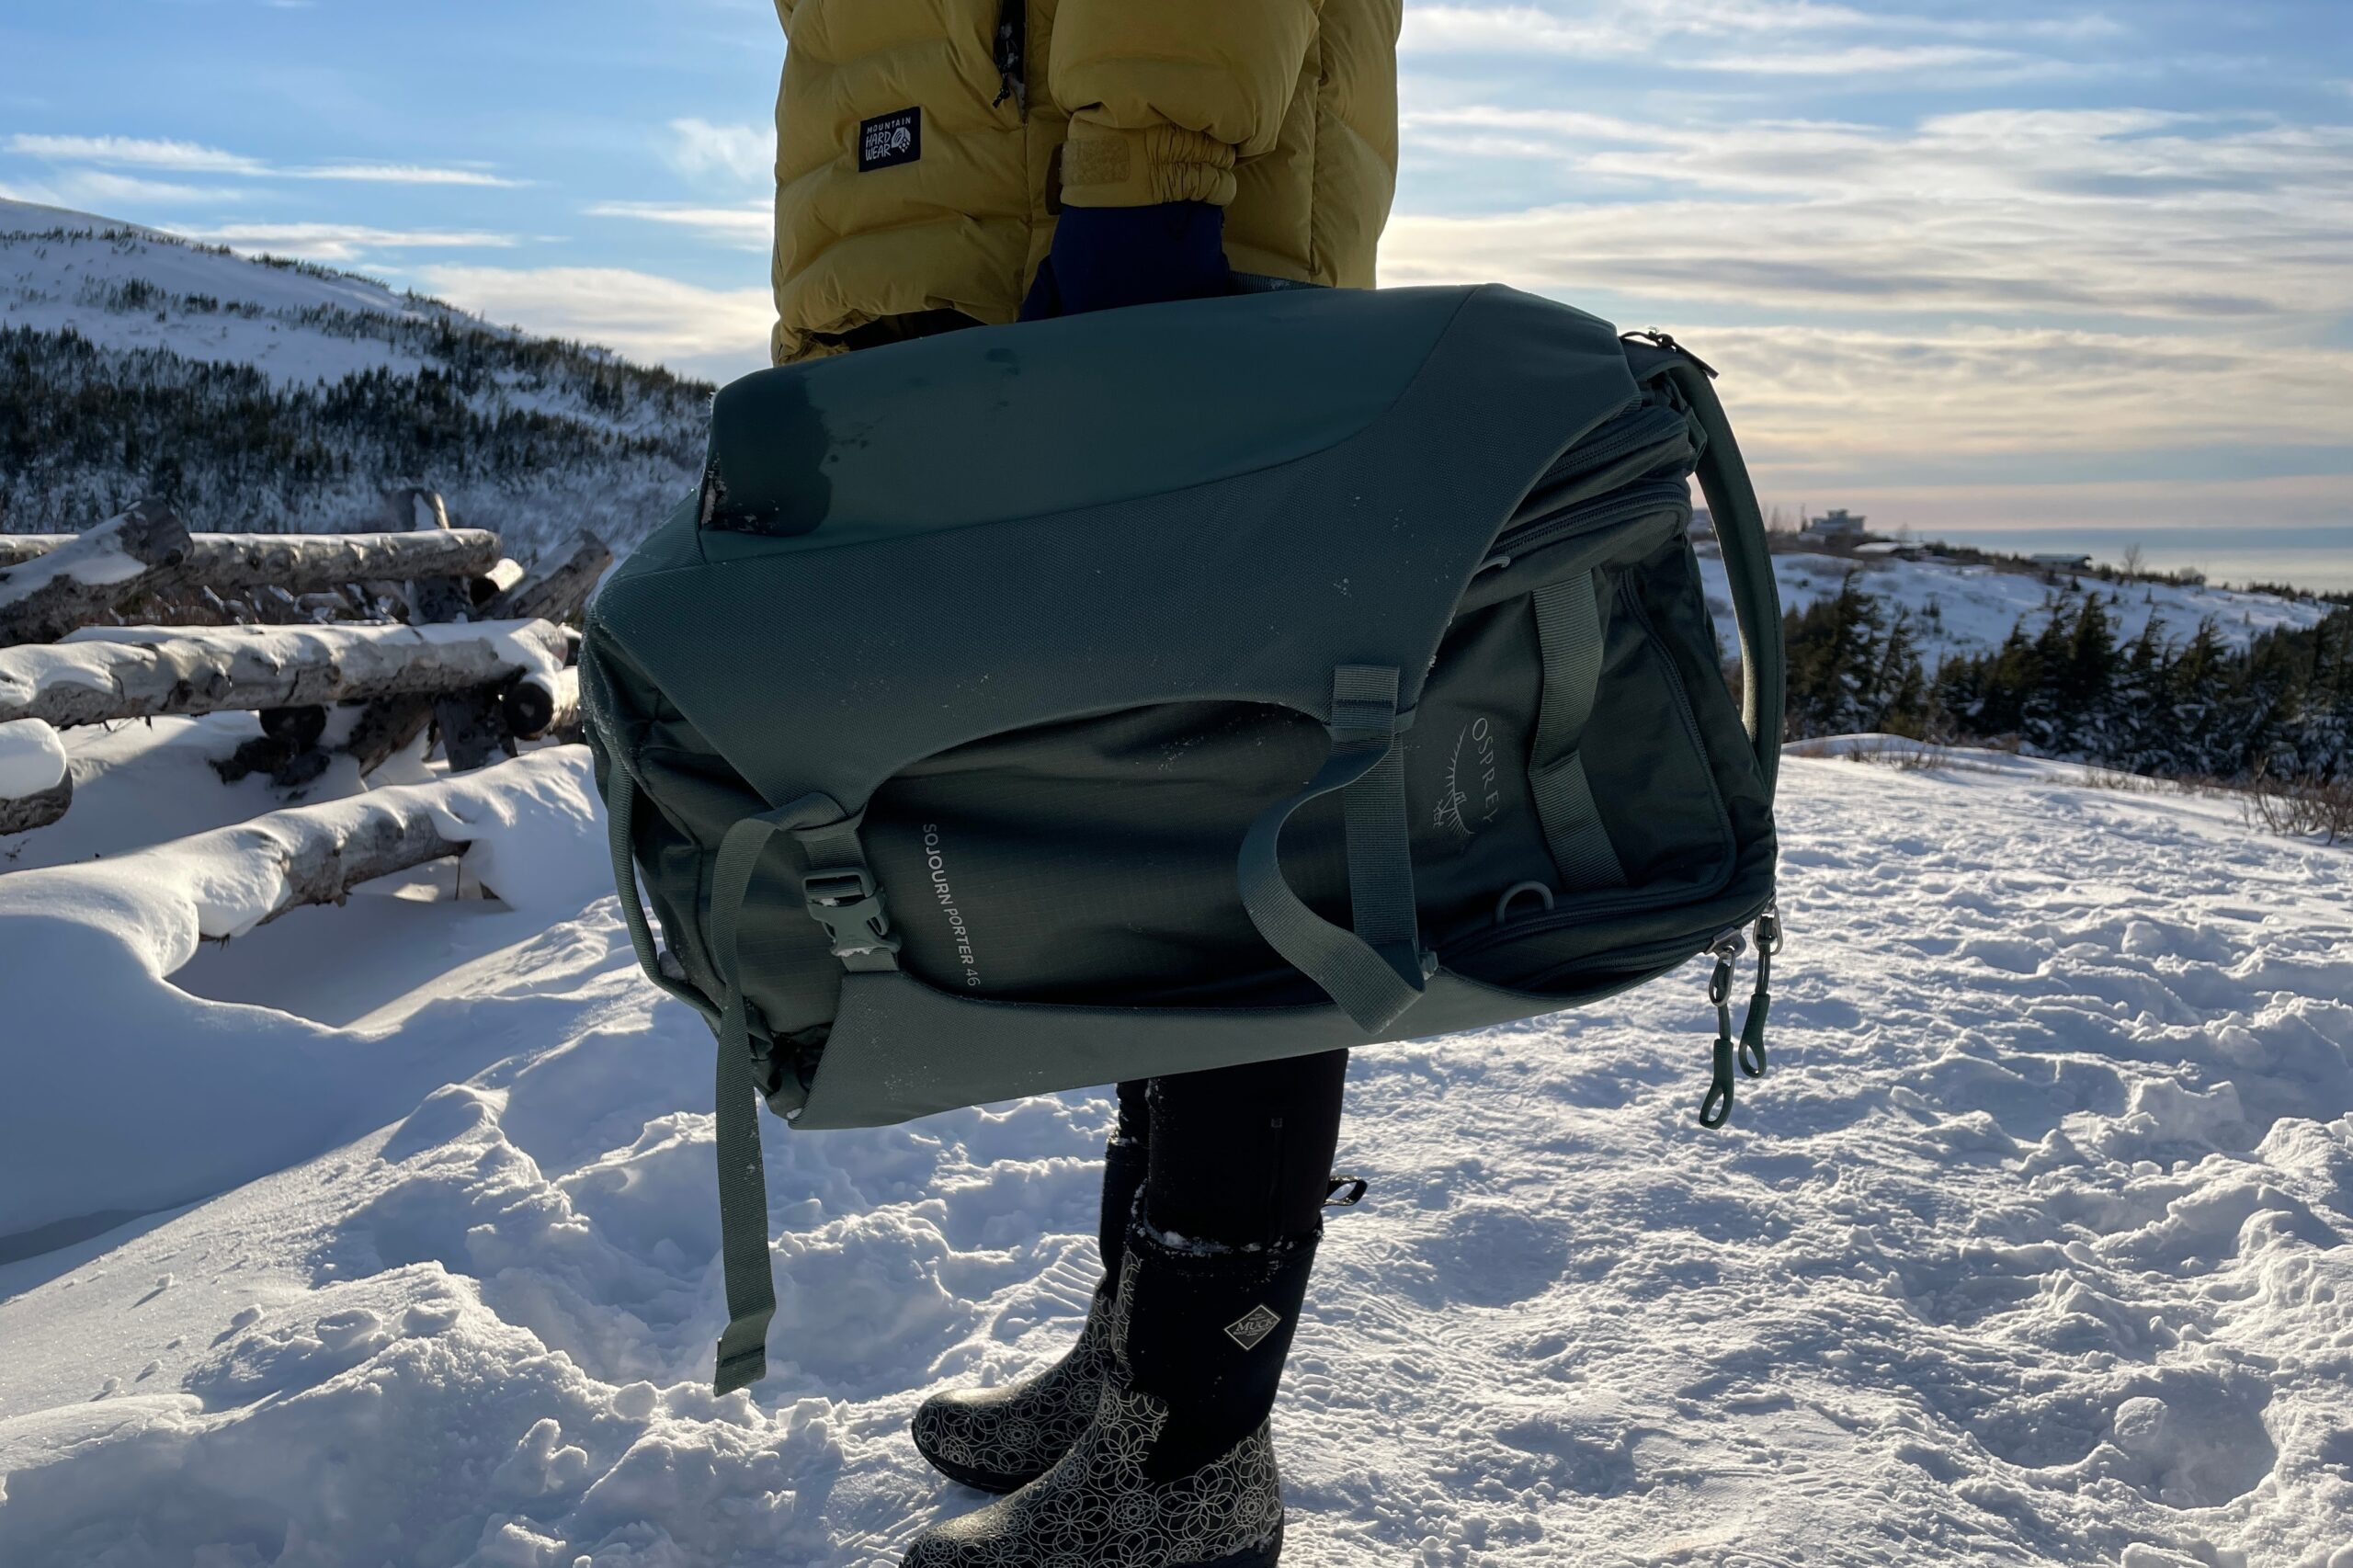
[1622,328,1718,380]
[1486,478,1690,572]
[1441,575,1735,964]
[1524,402,1691,501]
[992,0,1028,111]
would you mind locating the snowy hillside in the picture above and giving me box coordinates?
[1699,542,2336,662]
[0,199,706,560]
[2,748,2348,1567]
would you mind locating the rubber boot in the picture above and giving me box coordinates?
[902,1221,1319,1568]
[911,1134,1148,1492]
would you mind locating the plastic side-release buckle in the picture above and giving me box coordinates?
[802,868,902,963]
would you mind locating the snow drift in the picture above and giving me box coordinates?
[1,751,2348,1566]
[0,747,608,1253]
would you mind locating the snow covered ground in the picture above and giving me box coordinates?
[1696,543,2336,663]
[1,197,462,389]
[2,744,2348,1567]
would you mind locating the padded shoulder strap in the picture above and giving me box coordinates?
[1660,353,1784,792]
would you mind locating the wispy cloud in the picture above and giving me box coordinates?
[1399,2,2112,80]
[586,199,770,250]
[415,264,772,379]
[190,223,519,262]
[6,134,267,174]
[6,132,522,189]
[284,164,526,187]
[664,119,772,187]
[1391,108,2353,321]
[1661,324,2353,470]
[1386,101,2353,472]
[0,169,255,210]
[1684,44,2017,75]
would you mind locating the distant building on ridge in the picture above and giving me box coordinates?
[1802,508,1868,543]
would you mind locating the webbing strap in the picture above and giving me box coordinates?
[1529,573,1627,889]
[1334,667,1418,959]
[705,808,798,1394]
[1238,665,1425,1033]
[604,771,718,1023]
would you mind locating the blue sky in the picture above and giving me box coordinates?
[3,1,2348,572]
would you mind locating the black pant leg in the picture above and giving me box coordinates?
[1142,1050,1348,1248]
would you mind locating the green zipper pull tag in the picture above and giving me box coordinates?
[1738,900,1779,1079]
[1698,928,1744,1128]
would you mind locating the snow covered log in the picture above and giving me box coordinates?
[469,557,528,609]
[0,618,568,729]
[226,778,469,924]
[0,528,503,598]
[0,501,191,647]
[383,487,452,535]
[0,747,608,1245]
[500,528,613,625]
[345,530,610,776]
[0,536,56,568]
[503,666,581,742]
[0,775,71,835]
[0,717,72,834]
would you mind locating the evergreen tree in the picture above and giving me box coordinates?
[1877,608,1931,737]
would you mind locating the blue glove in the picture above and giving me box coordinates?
[1020,200,1232,320]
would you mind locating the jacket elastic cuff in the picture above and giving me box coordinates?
[1058,119,1237,209]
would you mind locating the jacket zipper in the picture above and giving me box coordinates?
[992,0,1028,111]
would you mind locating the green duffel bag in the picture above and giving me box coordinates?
[580,283,1784,1391]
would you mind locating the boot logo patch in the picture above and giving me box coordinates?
[1224,1304,1283,1351]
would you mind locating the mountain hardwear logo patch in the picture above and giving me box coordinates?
[858,108,921,172]
[1224,1304,1282,1351]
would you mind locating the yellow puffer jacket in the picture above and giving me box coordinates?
[768,0,1402,364]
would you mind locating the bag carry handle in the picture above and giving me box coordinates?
[1238,665,1427,1033]
[1640,342,1785,791]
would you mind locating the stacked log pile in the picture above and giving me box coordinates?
[0,491,608,839]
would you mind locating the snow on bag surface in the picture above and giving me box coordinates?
[1,753,2348,1566]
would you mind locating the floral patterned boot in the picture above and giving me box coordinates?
[902,1222,1319,1568]
[911,1134,1147,1492]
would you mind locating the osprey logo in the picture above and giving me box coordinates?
[1224,1304,1283,1351]
[858,108,922,172]
[1433,716,1504,850]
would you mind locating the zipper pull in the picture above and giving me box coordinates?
[991,0,1028,111]
[1738,900,1779,1078]
[1698,927,1745,1128]
[1624,328,1719,380]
